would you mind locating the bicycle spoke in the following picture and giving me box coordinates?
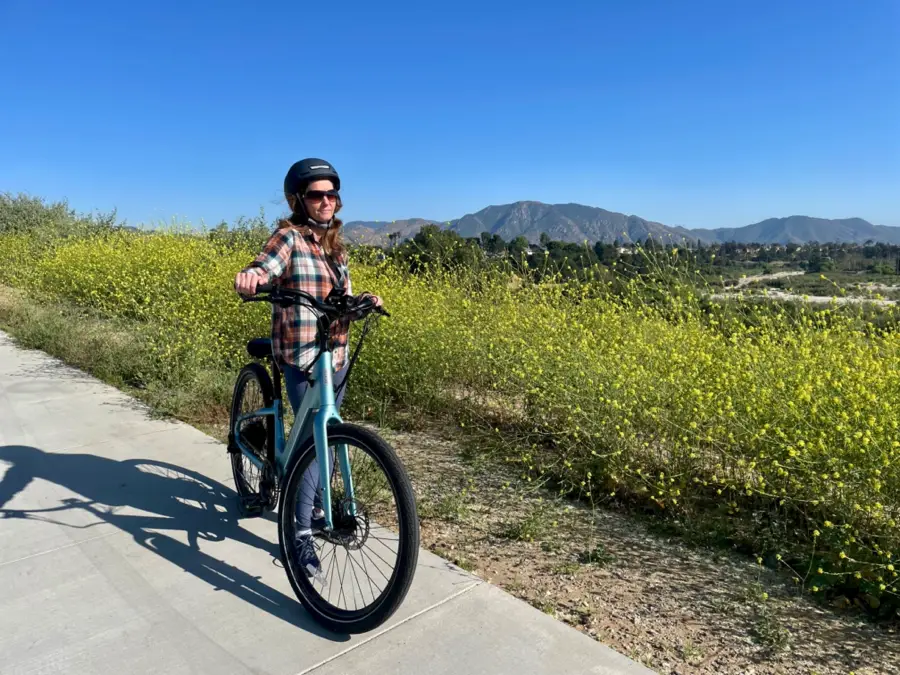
[357,556,384,602]
[347,550,374,607]
[325,544,339,604]
[338,549,349,610]
[358,546,393,585]
[366,532,400,546]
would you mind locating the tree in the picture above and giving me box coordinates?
[593,241,617,265]
[397,224,485,272]
[508,235,529,260]
[487,233,506,255]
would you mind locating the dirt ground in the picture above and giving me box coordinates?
[371,421,900,675]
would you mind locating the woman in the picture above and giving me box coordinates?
[234,158,381,579]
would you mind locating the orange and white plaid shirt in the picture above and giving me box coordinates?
[242,224,357,373]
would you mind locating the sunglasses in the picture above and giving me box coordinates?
[303,189,340,203]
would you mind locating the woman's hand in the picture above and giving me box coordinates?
[347,292,385,320]
[360,292,383,308]
[234,271,262,296]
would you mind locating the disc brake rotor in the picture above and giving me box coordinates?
[319,498,370,550]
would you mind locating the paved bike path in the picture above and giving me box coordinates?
[0,331,654,675]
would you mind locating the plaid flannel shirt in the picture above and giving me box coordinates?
[242,224,359,373]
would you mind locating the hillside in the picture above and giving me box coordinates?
[451,201,691,245]
[694,216,900,245]
[343,202,900,247]
[344,202,696,246]
[341,218,442,246]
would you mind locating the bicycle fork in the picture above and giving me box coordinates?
[312,356,357,530]
[313,415,357,529]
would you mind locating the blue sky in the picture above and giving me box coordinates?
[1,0,898,230]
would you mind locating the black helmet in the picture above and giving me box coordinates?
[283,158,341,196]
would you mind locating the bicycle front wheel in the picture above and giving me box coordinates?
[277,423,419,633]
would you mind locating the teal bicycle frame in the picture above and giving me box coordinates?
[232,338,356,532]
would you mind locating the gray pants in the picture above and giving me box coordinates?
[282,362,348,534]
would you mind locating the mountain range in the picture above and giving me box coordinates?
[343,202,900,247]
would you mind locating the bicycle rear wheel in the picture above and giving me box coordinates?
[228,363,277,516]
[277,423,419,633]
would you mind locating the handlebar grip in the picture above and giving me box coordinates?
[353,294,390,318]
[256,282,273,293]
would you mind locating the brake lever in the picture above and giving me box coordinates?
[355,296,390,318]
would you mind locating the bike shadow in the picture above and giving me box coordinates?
[0,444,350,642]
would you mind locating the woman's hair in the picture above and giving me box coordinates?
[280,191,347,262]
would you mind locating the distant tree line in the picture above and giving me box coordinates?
[369,224,900,279]
[689,239,900,274]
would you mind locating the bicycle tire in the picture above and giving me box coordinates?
[228,362,276,517]
[277,423,419,633]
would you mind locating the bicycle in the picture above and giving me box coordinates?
[226,282,419,634]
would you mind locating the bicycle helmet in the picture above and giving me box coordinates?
[284,158,341,196]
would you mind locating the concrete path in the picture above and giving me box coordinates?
[0,331,654,675]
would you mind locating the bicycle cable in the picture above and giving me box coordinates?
[334,312,376,401]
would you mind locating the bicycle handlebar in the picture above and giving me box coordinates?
[245,282,390,318]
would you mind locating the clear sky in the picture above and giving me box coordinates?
[1,0,898,230]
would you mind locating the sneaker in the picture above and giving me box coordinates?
[293,533,325,582]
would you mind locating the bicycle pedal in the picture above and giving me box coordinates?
[240,496,266,515]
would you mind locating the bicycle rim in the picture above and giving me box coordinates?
[278,423,418,632]
[230,364,274,511]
